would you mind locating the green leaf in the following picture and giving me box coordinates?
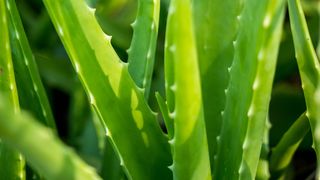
[270,112,310,179]
[165,0,211,179]
[0,0,25,178]
[42,0,172,179]
[239,0,286,179]
[6,0,57,131]
[155,92,173,139]
[288,0,320,177]
[127,0,160,99]
[0,97,102,180]
[213,0,285,179]
[192,0,242,171]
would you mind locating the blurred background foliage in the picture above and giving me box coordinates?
[13,0,319,179]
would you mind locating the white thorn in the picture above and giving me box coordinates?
[247,106,254,117]
[170,84,177,92]
[89,93,95,104]
[258,50,264,61]
[33,84,38,92]
[74,62,80,73]
[169,111,176,119]
[15,31,20,40]
[253,79,259,90]
[105,34,112,41]
[58,26,64,36]
[168,138,175,145]
[9,83,14,91]
[24,57,29,66]
[263,14,271,28]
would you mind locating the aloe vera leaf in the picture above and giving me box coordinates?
[270,112,310,179]
[0,0,25,179]
[192,0,242,170]
[165,0,211,179]
[0,98,101,180]
[255,116,271,180]
[239,1,286,179]
[213,0,284,178]
[155,92,173,139]
[42,0,172,179]
[101,138,126,180]
[127,0,160,99]
[6,0,56,131]
[288,0,320,176]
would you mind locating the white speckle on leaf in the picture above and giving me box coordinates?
[169,45,176,53]
[237,15,241,21]
[220,111,224,116]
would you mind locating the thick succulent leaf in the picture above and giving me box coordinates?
[165,0,211,179]
[6,0,56,131]
[270,113,310,179]
[127,0,160,99]
[239,0,286,179]
[288,0,320,176]
[100,138,126,180]
[0,97,101,180]
[255,116,271,180]
[0,0,25,178]
[213,0,284,179]
[191,0,242,170]
[42,0,172,179]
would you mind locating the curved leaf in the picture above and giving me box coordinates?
[165,0,211,179]
[42,0,172,179]
[288,0,320,177]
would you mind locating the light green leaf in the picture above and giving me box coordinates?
[6,0,57,131]
[42,0,172,179]
[288,0,320,177]
[270,112,309,179]
[0,0,25,178]
[0,97,101,180]
[165,0,211,179]
[128,0,160,99]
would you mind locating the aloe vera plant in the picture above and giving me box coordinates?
[0,0,319,179]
